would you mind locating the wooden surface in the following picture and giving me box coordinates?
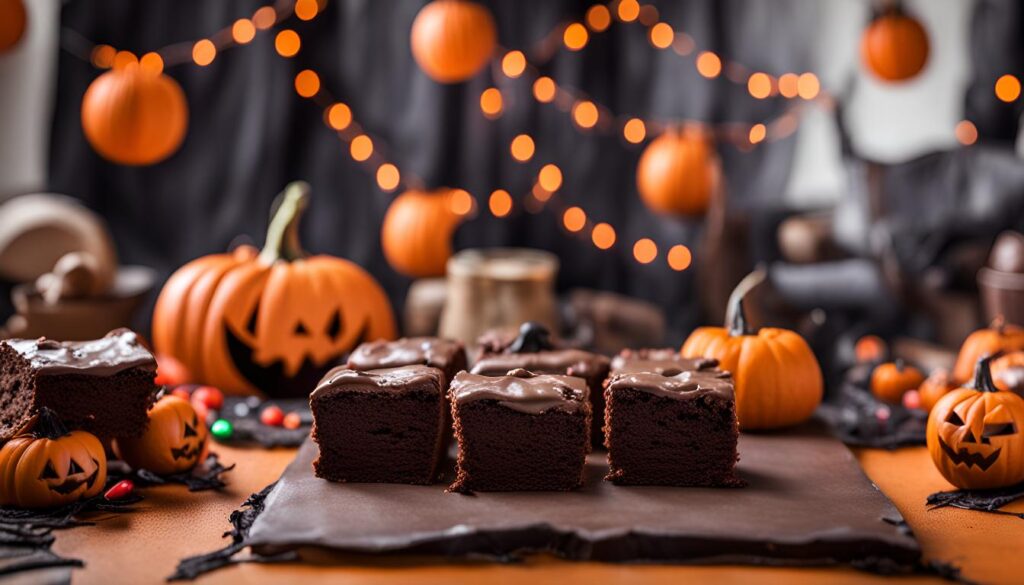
[52,444,1023,585]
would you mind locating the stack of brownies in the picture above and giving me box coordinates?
[311,323,741,491]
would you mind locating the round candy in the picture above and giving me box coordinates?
[192,386,224,410]
[233,402,251,418]
[283,412,302,430]
[245,396,263,408]
[902,389,921,410]
[260,405,285,427]
[210,418,233,440]
[104,479,135,501]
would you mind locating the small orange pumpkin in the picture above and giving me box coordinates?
[0,408,107,509]
[114,395,208,475]
[870,359,925,404]
[860,7,929,82]
[0,0,27,54]
[410,0,497,83]
[681,269,823,430]
[927,355,1024,490]
[918,368,957,413]
[81,63,189,166]
[992,351,1024,393]
[952,317,1024,383]
[152,182,396,397]
[381,189,465,278]
[636,126,716,217]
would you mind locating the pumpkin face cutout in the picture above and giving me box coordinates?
[0,408,107,509]
[114,396,209,475]
[152,182,396,396]
[926,355,1024,490]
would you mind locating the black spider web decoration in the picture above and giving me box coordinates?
[927,482,1024,519]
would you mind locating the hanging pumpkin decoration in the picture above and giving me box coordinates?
[918,368,957,413]
[410,0,497,84]
[680,269,823,430]
[636,126,716,217]
[0,0,27,54]
[860,5,929,83]
[992,351,1024,394]
[870,359,925,404]
[951,317,1024,383]
[0,408,107,509]
[81,62,188,166]
[381,188,465,278]
[114,395,208,475]
[152,182,396,397]
[927,354,1024,490]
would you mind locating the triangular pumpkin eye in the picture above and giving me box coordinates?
[983,423,1017,437]
[245,302,260,336]
[294,322,309,335]
[946,411,965,425]
[184,422,197,438]
[40,461,59,480]
[68,459,84,474]
[326,310,343,341]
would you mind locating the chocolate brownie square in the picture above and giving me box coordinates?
[0,329,158,440]
[604,369,741,487]
[449,369,590,492]
[347,337,467,387]
[610,348,719,376]
[311,365,448,484]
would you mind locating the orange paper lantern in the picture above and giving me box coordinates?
[0,0,27,54]
[81,64,188,165]
[860,8,929,82]
[636,127,716,217]
[410,0,497,84]
[382,189,464,277]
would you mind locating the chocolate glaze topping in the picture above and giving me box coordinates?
[450,369,589,414]
[608,369,734,401]
[610,348,718,376]
[347,338,462,370]
[471,349,610,379]
[4,328,156,375]
[312,365,442,400]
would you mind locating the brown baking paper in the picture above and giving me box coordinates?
[246,425,920,568]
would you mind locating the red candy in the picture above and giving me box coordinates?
[191,386,224,410]
[283,412,302,430]
[104,479,135,501]
[260,405,284,427]
[902,389,921,410]
[169,387,191,401]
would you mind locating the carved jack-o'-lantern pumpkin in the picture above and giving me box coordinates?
[0,408,107,509]
[927,354,1024,490]
[114,395,208,475]
[870,359,925,404]
[151,182,397,397]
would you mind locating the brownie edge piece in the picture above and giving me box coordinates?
[311,365,448,484]
[605,369,741,487]
[0,329,158,440]
[448,369,591,493]
[347,337,467,387]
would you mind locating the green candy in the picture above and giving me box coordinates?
[210,418,233,439]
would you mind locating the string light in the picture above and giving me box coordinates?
[563,23,589,51]
[649,23,674,49]
[376,163,400,191]
[623,118,646,143]
[633,238,657,264]
[748,123,766,144]
[747,72,772,99]
[192,39,216,66]
[326,103,352,130]
[667,244,692,271]
[538,164,563,192]
[562,206,586,232]
[797,73,820,100]
[592,223,616,249]
[778,73,799,98]
[231,19,256,44]
[113,50,137,69]
[572,100,599,129]
[501,50,526,78]
[252,6,277,30]
[995,74,1021,103]
[955,120,978,146]
[489,190,513,217]
[695,51,721,78]
[533,77,556,103]
[139,52,163,74]
[294,69,320,97]
[532,183,553,203]
[90,45,115,68]
[480,87,503,118]
[350,134,373,161]
[638,4,659,26]
[294,0,318,21]
[449,189,474,216]
[275,29,300,57]
[617,0,640,22]
[585,4,612,32]
[510,134,535,162]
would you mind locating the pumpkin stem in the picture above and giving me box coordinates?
[971,352,1003,393]
[31,407,70,440]
[726,267,767,337]
[894,358,905,372]
[259,181,310,264]
[991,315,1006,335]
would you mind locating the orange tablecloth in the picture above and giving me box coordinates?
[52,445,1023,584]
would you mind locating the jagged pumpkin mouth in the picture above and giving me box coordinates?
[938,439,1001,471]
[171,443,201,461]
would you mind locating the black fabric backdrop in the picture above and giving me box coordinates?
[45,0,1019,342]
